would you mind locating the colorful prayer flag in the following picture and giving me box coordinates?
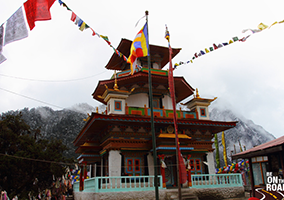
[0,54,6,64]
[62,3,71,10]
[194,53,198,58]
[239,35,250,42]
[200,50,205,55]
[78,19,83,27]
[74,16,80,25]
[257,23,268,30]
[233,37,238,42]
[205,48,209,53]
[71,12,76,22]
[58,0,63,5]
[222,42,228,46]
[127,22,149,75]
[269,21,278,28]
[4,7,29,46]
[100,35,111,45]
[222,131,228,166]
[217,44,223,48]
[79,22,86,31]
[90,28,96,36]
[165,28,170,42]
[0,24,5,64]
[213,43,218,50]
[24,0,56,30]
[0,24,3,52]
[214,134,220,168]
[209,47,214,51]
[229,40,233,44]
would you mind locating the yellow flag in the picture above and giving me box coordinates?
[279,20,284,24]
[258,23,268,30]
[269,21,278,28]
[222,131,228,166]
[205,48,210,53]
[229,40,233,44]
[79,22,86,31]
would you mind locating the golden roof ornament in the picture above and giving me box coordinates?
[113,70,119,91]
[83,113,91,122]
[196,88,200,98]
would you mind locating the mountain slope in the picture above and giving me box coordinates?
[0,102,275,164]
[209,101,275,166]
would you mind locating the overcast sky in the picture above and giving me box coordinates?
[1,0,284,138]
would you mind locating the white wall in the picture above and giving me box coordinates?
[206,152,215,174]
[147,153,154,176]
[162,95,173,110]
[108,99,125,115]
[109,150,121,176]
[126,93,148,107]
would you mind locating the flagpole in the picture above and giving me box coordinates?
[145,10,159,200]
[166,25,182,200]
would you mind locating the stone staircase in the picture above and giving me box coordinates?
[168,189,199,200]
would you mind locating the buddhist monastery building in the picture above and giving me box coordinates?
[73,38,238,190]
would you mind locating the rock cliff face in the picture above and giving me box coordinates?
[1,102,275,163]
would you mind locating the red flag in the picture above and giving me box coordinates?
[71,12,76,22]
[90,28,96,36]
[166,27,187,184]
[24,0,56,30]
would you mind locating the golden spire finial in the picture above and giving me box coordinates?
[196,88,200,98]
[113,70,119,91]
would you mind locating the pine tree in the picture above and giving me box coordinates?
[0,113,72,199]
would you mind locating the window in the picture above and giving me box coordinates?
[134,159,140,171]
[190,159,195,170]
[195,159,201,170]
[200,108,206,117]
[190,158,202,174]
[152,96,163,108]
[114,100,122,111]
[127,159,133,171]
[126,158,141,174]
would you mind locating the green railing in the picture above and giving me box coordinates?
[126,106,197,119]
[74,174,243,193]
[74,175,164,193]
[191,173,243,188]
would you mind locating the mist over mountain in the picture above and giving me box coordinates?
[0,102,275,165]
[209,99,275,166]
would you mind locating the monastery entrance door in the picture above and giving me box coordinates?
[164,156,175,187]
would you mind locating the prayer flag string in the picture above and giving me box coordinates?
[173,21,284,70]
[57,0,129,65]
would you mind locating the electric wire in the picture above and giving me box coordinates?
[0,71,107,82]
[0,153,183,168]
[0,87,64,109]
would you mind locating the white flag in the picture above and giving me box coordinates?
[0,24,3,52]
[4,6,28,46]
[0,53,7,64]
[0,24,6,64]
